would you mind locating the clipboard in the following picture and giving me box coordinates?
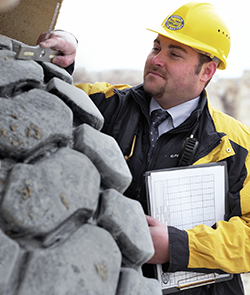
[145,162,233,293]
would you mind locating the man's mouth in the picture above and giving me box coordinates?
[148,70,164,79]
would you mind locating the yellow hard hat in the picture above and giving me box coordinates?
[147,2,230,70]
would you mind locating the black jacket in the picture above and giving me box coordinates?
[75,82,250,295]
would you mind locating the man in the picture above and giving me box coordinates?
[39,2,250,294]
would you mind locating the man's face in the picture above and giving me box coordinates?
[143,35,204,109]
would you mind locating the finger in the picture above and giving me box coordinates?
[39,39,59,49]
[41,39,76,57]
[52,54,75,68]
[36,32,47,45]
[145,214,158,226]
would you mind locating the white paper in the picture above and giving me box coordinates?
[146,163,230,292]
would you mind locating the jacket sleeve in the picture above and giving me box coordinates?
[167,147,250,274]
[75,82,130,99]
[74,83,132,133]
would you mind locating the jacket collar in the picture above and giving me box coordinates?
[116,85,235,163]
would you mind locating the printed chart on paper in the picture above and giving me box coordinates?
[153,173,216,231]
[146,163,229,292]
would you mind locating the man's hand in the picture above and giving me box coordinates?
[146,215,170,264]
[37,30,77,68]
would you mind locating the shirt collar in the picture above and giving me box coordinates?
[150,96,200,128]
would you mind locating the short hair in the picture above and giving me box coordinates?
[195,53,212,75]
[195,53,214,87]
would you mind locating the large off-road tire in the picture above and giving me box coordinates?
[0,35,162,295]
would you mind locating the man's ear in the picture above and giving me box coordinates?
[200,61,217,83]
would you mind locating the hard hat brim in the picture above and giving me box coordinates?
[147,27,226,70]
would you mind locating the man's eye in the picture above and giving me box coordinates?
[171,52,181,58]
[152,47,160,52]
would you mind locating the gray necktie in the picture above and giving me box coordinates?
[148,109,169,159]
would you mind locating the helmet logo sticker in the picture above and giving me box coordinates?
[165,15,184,30]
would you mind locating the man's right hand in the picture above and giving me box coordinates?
[37,30,77,68]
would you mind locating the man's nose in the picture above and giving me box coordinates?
[152,51,165,67]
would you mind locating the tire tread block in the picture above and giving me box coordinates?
[0,89,73,160]
[18,224,121,295]
[2,148,100,234]
[47,77,104,129]
[97,189,154,267]
[74,124,132,193]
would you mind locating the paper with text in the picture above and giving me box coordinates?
[146,163,231,293]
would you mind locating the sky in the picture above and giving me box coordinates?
[55,0,250,79]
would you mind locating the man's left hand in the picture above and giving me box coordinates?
[146,215,170,264]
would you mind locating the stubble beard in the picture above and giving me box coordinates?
[143,75,166,100]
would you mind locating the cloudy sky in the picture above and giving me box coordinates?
[56,0,250,79]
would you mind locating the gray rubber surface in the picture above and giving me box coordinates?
[0,35,162,295]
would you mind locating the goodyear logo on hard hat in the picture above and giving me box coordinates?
[165,15,184,30]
